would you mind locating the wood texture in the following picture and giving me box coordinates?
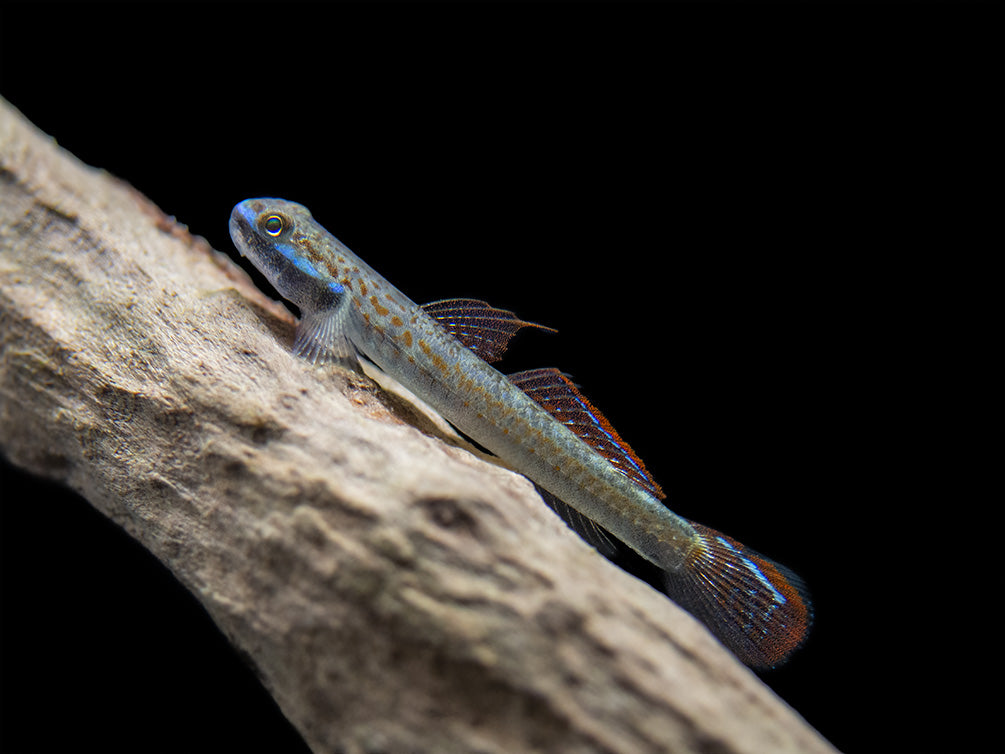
[0,97,836,754]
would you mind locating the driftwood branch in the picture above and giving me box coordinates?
[0,98,835,754]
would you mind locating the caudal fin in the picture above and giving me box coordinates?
[663,522,813,669]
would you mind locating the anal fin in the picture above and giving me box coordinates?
[536,486,620,559]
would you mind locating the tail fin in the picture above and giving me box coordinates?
[663,522,813,669]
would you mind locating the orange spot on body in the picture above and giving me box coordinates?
[371,296,389,317]
[417,340,448,375]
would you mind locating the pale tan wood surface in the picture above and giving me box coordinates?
[0,98,836,754]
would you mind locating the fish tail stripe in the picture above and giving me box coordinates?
[662,522,813,669]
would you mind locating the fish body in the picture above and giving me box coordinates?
[229,198,812,668]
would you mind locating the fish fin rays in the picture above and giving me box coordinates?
[509,368,665,500]
[293,306,359,369]
[422,298,555,363]
[417,303,815,669]
[536,486,620,559]
[663,522,813,669]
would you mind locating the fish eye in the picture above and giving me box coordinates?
[263,214,284,237]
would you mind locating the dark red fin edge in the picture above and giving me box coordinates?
[423,298,555,363]
[509,368,665,500]
[663,522,813,669]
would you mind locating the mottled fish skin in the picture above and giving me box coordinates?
[229,198,699,570]
[230,198,814,668]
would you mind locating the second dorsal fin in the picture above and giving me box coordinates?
[422,298,555,363]
[508,368,666,501]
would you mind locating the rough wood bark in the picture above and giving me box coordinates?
[0,98,836,754]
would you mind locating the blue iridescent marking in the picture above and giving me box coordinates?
[567,392,650,480]
[229,197,813,669]
[277,240,344,295]
[715,535,786,608]
[278,241,320,276]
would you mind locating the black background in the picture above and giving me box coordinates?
[1,4,1002,754]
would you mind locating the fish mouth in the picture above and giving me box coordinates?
[228,199,262,258]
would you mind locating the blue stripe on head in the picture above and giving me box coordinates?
[278,240,321,277]
[274,239,345,296]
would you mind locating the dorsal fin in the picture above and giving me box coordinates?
[508,368,666,500]
[422,299,555,363]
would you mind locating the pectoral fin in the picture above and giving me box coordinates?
[293,306,359,369]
